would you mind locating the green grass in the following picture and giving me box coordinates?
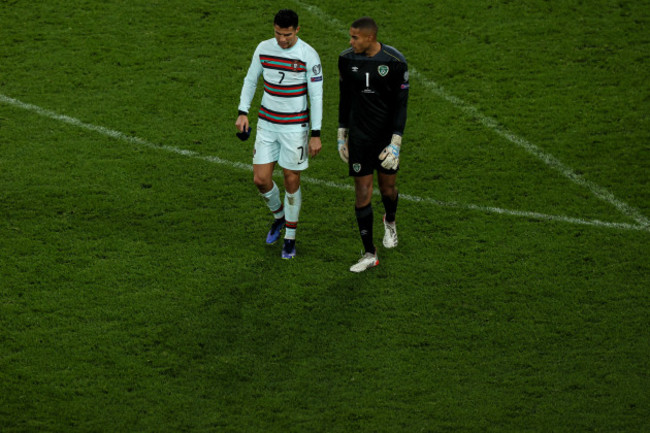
[1,0,649,432]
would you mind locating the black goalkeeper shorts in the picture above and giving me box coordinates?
[348,135,399,177]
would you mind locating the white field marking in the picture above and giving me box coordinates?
[1,93,648,233]
[290,0,650,229]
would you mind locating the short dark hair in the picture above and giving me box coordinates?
[274,9,299,29]
[351,16,378,35]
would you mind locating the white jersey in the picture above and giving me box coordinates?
[238,37,323,133]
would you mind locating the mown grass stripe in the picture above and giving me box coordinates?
[1,93,646,232]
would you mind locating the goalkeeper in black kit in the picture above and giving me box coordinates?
[337,16,409,273]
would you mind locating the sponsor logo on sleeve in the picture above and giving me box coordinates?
[401,71,410,89]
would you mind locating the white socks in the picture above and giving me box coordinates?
[261,181,285,219]
[283,187,301,240]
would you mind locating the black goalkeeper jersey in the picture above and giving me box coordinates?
[338,44,409,144]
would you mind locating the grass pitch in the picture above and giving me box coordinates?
[1,1,648,432]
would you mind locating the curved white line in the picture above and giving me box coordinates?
[1,94,646,232]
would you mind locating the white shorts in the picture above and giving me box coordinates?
[253,126,309,171]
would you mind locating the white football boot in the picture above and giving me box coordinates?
[382,215,398,249]
[350,251,379,273]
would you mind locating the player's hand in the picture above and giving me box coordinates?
[379,134,402,170]
[235,114,249,133]
[337,127,349,163]
[309,137,322,157]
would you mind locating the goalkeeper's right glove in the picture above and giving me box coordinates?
[337,128,349,163]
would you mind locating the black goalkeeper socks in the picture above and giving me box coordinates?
[381,193,399,223]
[355,204,375,254]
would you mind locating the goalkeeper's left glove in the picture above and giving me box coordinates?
[379,134,402,170]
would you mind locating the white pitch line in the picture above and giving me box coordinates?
[290,0,650,229]
[410,70,650,229]
[1,93,647,232]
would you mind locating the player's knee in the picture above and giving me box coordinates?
[379,184,397,198]
[378,175,397,198]
[253,174,272,193]
[355,188,372,207]
[283,170,301,193]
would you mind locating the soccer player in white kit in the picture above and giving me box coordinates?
[236,9,323,259]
